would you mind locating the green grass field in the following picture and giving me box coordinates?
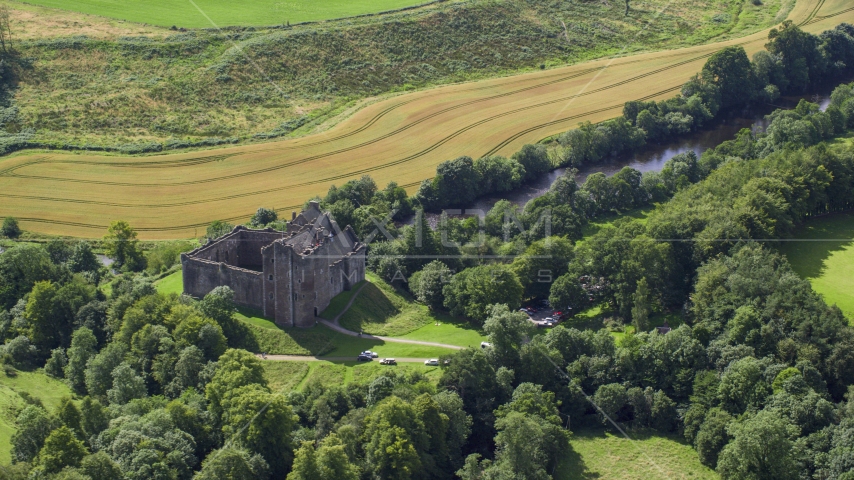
[154,270,183,295]
[398,321,485,348]
[334,273,486,345]
[238,305,457,358]
[319,280,367,321]
[778,212,854,322]
[262,360,443,392]
[0,369,72,464]
[237,308,453,358]
[556,429,717,480]
[18,0,426,28]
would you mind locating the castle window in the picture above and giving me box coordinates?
[268,275,273,281]
[269,293,273,299]
[271,259,274,264]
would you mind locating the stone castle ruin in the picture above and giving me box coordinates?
[181,202,366,327]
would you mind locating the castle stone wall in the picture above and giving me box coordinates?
[182,213,365,328]
[181,256,263,310]
[236,229,282,270]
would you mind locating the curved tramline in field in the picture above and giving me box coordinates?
[1,0,853,239]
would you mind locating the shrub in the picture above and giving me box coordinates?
[250,207,278,227]
[1,217,20,238]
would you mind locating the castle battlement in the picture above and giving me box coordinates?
[181,202,366,327]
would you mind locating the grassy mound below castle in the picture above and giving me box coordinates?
[155,270,472,357]
[332,273,485,346]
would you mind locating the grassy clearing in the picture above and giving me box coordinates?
[261,361,310,393]
[21,0,426,28]
[335,273,480,339]
[564,305,683,344]
[556,428,717,480]
[778,213,854,322]
[262,360,443,392]
[237,306,456,358]
[3,0,169,40]
[337,281,409,334]
[320,335,456,359]
[398,321,486,348]
[580,205,656,239]
[0,369,72,464]
[329,272,486,346]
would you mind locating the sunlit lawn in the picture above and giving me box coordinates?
[778,212,854,322]
[556,428,718,480]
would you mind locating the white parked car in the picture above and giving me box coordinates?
[480,342,492,349]
[424,359,439,366]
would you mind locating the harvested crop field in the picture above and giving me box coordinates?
[1,0,852,239]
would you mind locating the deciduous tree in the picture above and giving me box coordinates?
[103,220,145,271]
[36,426,88,474]
[716,410,798,480]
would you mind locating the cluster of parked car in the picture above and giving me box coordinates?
[519,299,569,328]
[356,350,378,361]
[357,353,445,366]
[537,318,556,328]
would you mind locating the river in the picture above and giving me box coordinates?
[430,87,840,222]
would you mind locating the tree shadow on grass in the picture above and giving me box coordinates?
[236,306,341,355]
[426,309,484,332]
[779,213,854,279]
[555,443,599,479]
[337,282,401,332]
[318,280,367,321]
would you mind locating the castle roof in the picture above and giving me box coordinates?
[185,201,362,264]
[275,203,359,257]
